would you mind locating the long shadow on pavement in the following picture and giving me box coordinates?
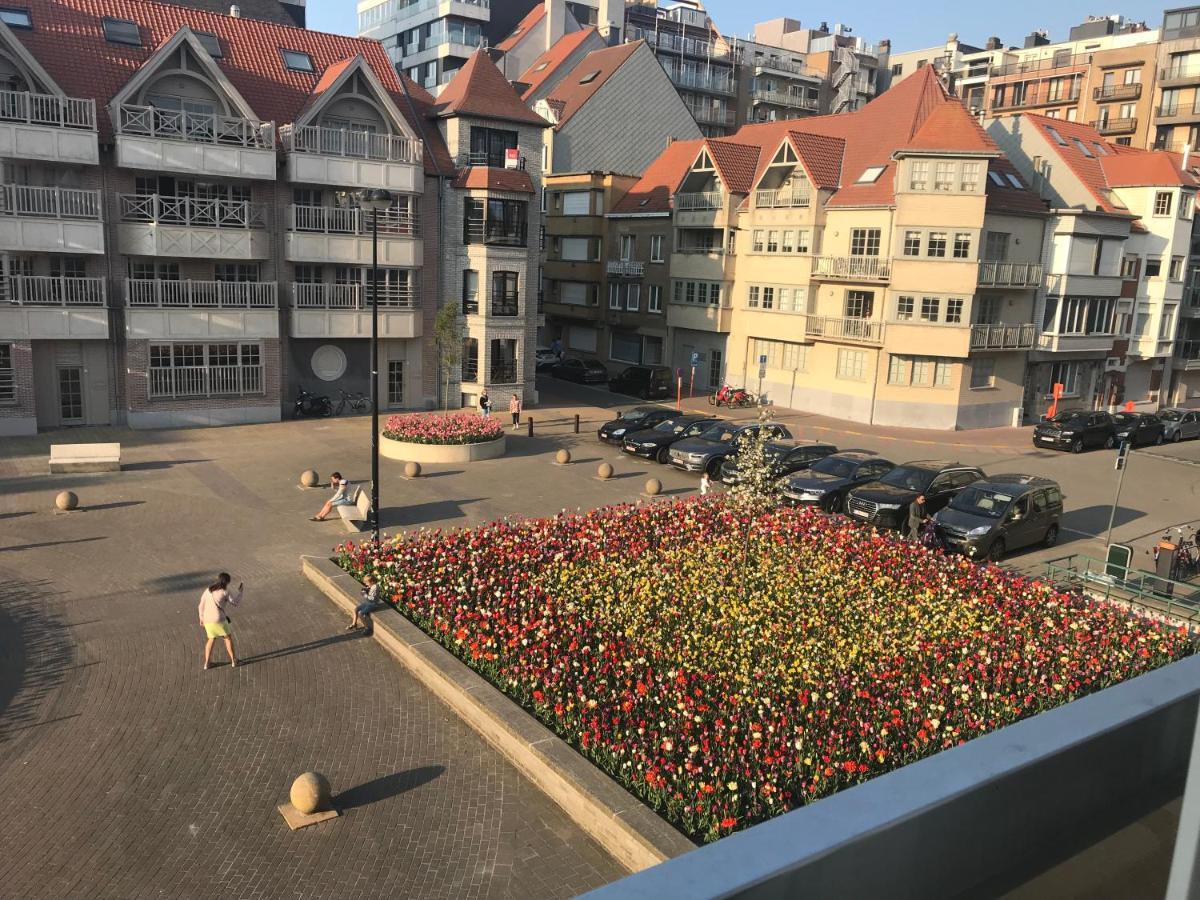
[335,765,446,812]
[378,499,487,529]
[0,537,106,553]
[122,459,213,472]
[0,574,73,743]
[239,631,360,666]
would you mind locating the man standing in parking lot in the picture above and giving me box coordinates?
[907,495,927,541]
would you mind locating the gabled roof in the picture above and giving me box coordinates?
[517,26,599,100]
[986,158,1049,216]
[704,140,760,194]
[542,40,642,128]
[435,50,549,126]
[1100,151,1200,189]
[452,167,535,194]
[786,132,845,190]
[899,99,998,155]
[495,4,545,54]
[610,138,704,214]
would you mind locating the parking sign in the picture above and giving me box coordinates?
[690,351,701,367]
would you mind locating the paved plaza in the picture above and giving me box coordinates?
[1,378,1199,898]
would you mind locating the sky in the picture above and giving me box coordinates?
[307,1,1168,53]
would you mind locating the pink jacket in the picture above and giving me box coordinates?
[509,396,521,414]
[198,586,243,624]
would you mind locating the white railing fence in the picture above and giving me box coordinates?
[118,103,275,149]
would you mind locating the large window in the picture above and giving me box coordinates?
[1049,361,1081,396]
[970,358,996,389]
[850,228,881,256]
[887,354,955,388]
[462,269,479,315]
[462,337,479,382]
[469,126,519,168]
[561,191,590,216]
[491,271,519,317]
[148,342,262,398]
[750,338,807,371]
[1048,296,1115,334]
[845,290,874,318]
[1154,191,1173,217]
[489,338,517,384]
[463,198,528,246]
[0,343,13,403]
[836,348,867,381]
[387,360,404,407]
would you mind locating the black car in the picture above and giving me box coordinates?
[719,442,840,486]
[935,475,1064,561]
[668,420,793,477]
[1112,412,1166,447]
[779,452,895,512]
[845,461,984,530]
[551,357,608,385]
[597,405,675,444]
[1032,410,1116,453]
[621,414,717,464]
[608,365,674,400]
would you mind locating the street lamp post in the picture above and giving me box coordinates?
[358,188,393,543]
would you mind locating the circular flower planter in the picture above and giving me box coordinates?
[380,413,507,464]
[381,432,506,464]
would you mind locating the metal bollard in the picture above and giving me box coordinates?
[527,416,534,438]
[574,413,580,434]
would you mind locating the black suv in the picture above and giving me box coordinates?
[668,420,793,477]
[846,461,984,530]
[934,474,1064,561]
[1033,410,1116,453]
[780,452,894,512]
[608,365,673,400]
[1112,412,1166,447]
[719,442,839,486]
[621,414,716,464]
[550,357,608,385]
[597,406,675,444]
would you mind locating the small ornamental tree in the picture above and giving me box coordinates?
[729,409,782,517]
[432,302,461,410]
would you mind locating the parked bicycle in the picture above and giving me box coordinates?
[708,384,758,408]
[293,388,332,418]
[335,389,373,416]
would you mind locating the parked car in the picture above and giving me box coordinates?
[550,357,608,385]
[934,474,1064,562]
[534,347,560,371]
[621,414,717,464]
[846,461,984,530]
[1032,410,1116,453]
[719,442,840,486]
[779,452,894,513]
[597,406,675,444]
[608,364,674,400]
[1112,412,1166,447]
[1157,408,1200,443]
[668,420,793,477]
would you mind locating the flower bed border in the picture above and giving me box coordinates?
[380,433,506,464]
[300,555,696,872]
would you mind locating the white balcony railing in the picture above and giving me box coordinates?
[0,184,101,219]
[977,261,1043,288]
[288,204,417,236]
[805,315,884,344]
[751,89,819,109]
[5,275,105,306]
[149,364,263,399]
[812,256,891,281]
[969,323,1038,350]
[117,103,275,149]
[280,124,423,164]
[291,282,418,309]
[675,191,723,211]
[119,194,267,229]
[126,279,278,308]
[607,260,645,278]
[0,89,96,130]
[754,188,811,208]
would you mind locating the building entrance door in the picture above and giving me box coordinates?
[57,366,84,424]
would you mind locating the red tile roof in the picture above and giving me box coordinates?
[1100,151,1200,188]
[495,4,545,54]
[517,26,598,100]
[12,0,454,172]
[787,132,844,190]
[986,158,1049,216]
[705,140,760,194]
[452,167,535,194]
[435,49,549,126]
[610,138,703,214]
[900,99,998,154]
[1021,115,1127,213]
[542,40,642,127]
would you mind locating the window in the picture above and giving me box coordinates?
[766,230,779,253]
[1046,126,1067,146]
[195,31,223,57]
[891,63,904,76]
[751,339,808,371]
[490,338,518,384]
[469,126,519,168]
[747,285,760,308]
[927,232,947,258]
[933,359,953,387]
[903,231,921,256]
[984,232,1010,261]
[1005,173,1023,190]
[887,354,908,385]
[387,360,404,407]
[491,271,518,316]
[934,161,955,192]
[579,70,601,84]
[953,233,971,259]
[1146,257,1162,278]
[945,298,964,324]
[1155,191,1173,216]
[463,198,528,246]
[795,230,811,253]
[562,191,590,215]
[970,358,996,390]
[0,343,12,402]
[708,350,723,391]
[896,295,915,320]
[909,160,929,191]
[650,235,664,262]
[920,296,940,322]
[648,284,662,313]
[461,337,479,382]
[960,162,981,192]
[911,357,932,386]
[1171,256,1184,281]
[845,291,873,318]
[836,348,867,380]
[752,230,764,252]
[988,171,1006,186]
[1049,361,1080,396]
[619,234,635,260]
[0,7,31,29]
[1121,255,1140,279]
[850,228,881,256]
[609,283,622,310]
[1072,138,1093,159]
[462,269,479,315]
[761,287,775,310]
[1182,194,1195,220]
[148,342,263,398]
[281,49,315,73]
[781,230,795,253]
[214,263,259,282]
[626,284,640,312]
[857,165,886,184]
[102,17,141,46]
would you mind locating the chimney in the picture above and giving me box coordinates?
[986,36,1002,50]
[545,0,566,50]
[598,0,620,46]
[229,4,240,17]
[1185,146,1191,170]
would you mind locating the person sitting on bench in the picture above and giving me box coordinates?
[311,472,353,521]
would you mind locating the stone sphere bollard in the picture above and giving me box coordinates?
[597,462,613,480]
[289,772,332,816]
[300,469,319,488]
[645,478,662,497]
[55,490,78,511]
[404,461,421,479]
[555,449,572,465]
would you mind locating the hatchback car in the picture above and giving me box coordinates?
[550,357,608,384]
[1112,412,1166,447]
[534,347,560,372]
[1032,410,1116,453]
[719,442,840,486]
[1157,408,1200,443]
[934,475,1064,561]
[669,421,793,477]
[608,365,674,400]
[846,461,984,530]
[779,452,894,513]
[597,406,675,445]
[621,414,717,464]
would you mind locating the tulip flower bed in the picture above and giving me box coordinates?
[382,412,503,445]
[336,499,1194,843]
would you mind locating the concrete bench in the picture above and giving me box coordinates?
[336,485,373,532]
[49,443,121,474]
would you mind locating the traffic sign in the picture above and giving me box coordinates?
[690,351,701,366]
[759,354,768,365]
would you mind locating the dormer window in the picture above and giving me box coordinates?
[103,17,141,47]
[195,31,223,59]
[281,49,314,73]
[0,7,32,29]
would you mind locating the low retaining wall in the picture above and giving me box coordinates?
[301,555,695,873]
[379,433,506,464]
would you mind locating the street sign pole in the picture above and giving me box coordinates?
[1105,441,1131,546]
[757,354,767,402]
[689,366,695,399]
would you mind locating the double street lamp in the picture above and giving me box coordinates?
[358,187,393,544]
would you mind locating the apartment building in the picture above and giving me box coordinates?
[357,0,501,92]
[732,35,824,125]
[1154,5,1200,152]
[159,0,306,27]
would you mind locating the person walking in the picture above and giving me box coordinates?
[508,393,521,431]
[699,472,711,497]
[199,573,242,670]
[550,337,563,361]
[479,390,492,418]
[346,574,379,636]
[907,495,927,541]
[311,472,353,521]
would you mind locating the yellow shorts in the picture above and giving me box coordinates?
[204,622,230,639]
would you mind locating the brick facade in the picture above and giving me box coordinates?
[0,339,36,434]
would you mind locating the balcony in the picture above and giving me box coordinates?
[126,279,277,308]
[992,88,1081,111]
[754,58,821,79]
[1044,272,1122,297]
[1035,331,1116,354]
[977,261,1043,288]
[675,192,722,211]
[1159,64,1200,87]
[633,28,739,62]
[457,150,525,170]
[607,260,645,278]
[1090,117,1137,136]
[290,282,420,340]
[117,194,270,259]
[1128,336,1175,359]
[0,89,98,164]
[812,256,891,282]
[683,103,736,127]
[1154,105,1200,126]
[805,315,884,345]
[751,89,819,110]
[990,53,1090,78]
[753,188,811,209]
[115,103,276,180]
[1178,341,1200,369]
[280,124,423,192]
[0,184,104,254]
[7,274,104,306]
[1092,83,1142,102]
[463,218,527,247]
[970,323,1037,351]
[286,205,421,267]
[125,280,280,341]
[0,275,108,339]
[667,68,736,96]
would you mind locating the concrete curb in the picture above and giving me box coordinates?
[300,555,697,873]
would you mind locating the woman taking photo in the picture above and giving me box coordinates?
[199,573,242,670]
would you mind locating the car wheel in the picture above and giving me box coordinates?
[706,459,723,479]
[1070,439,1084,454]
[1173,431,1183,443]
[988,538,1007,562]
[1155,432,1164,446]
[1104,435,1115,450]
[656,447,670,465]
[1043,525,1059,548]
[639,389,649,400]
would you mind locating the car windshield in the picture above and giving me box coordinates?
[699,423,737,442]
[1113,413,1138,426]
[949,486,1014,519]
[879,465,937,491]
[1047,411,1084,424]
[655,418,682,433]
[620,409,652,423]
[1159,410,1182,421]
[810,457,858,479]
